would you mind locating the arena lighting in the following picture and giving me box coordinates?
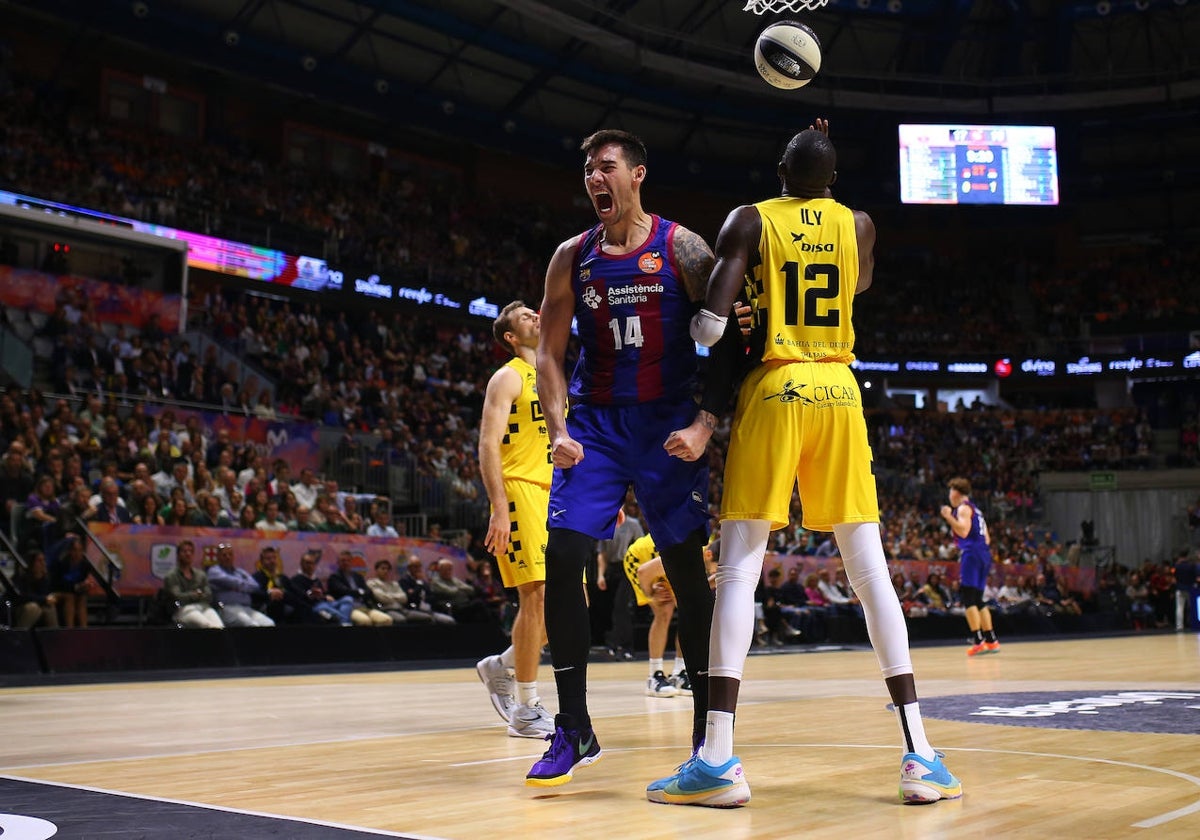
[856,0,871,8]
[441,99,456,115]
[1134,0,1150,9]
[374,78,389,94]
[1096,0,1112,13]
[887,0,903,12]
[223,30,240,47]
[131,1,149,18]
[300,55,317,72]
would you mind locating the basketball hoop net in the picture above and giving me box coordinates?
[742,0,830,13]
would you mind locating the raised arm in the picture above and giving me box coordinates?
[853,209,876,295]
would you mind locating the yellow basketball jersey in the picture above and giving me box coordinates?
[746,196,859,364]
[500,357,553,488]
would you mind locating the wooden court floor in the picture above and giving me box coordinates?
[2,634,1199,839]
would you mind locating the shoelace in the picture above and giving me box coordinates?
[539,728,575,760]
[519,703,549,722]
[673,754,700,775]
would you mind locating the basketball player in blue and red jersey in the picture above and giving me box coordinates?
[651,123,962,807]
[941,477,1000,656]
[526,129,730,787]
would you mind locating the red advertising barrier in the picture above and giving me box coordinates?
[85,524,468,597]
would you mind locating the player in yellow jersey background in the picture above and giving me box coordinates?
[622,533,690,698]
[476,301,556,739]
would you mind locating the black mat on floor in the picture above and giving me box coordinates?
[917,688,1200,734]
[0,777,431,840]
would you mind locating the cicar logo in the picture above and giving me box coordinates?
[637,251,664,274]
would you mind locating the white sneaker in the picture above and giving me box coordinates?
[476,654,516,723]
[669,669,692,696]
[507,699,555,739]
[646,670,679,697]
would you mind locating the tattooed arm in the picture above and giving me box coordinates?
[672,225,716,304]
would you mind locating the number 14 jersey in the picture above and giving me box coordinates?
[568,214,698,405]
[746,196,860,365]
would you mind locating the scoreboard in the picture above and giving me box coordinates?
[899,124,1059,206]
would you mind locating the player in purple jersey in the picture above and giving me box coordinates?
[526,129,737,788]
[940,477,1000,656]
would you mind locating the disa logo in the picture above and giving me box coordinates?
[637,251,664,274]
[994,358,1012,378]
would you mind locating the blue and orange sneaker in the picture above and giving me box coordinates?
[899,751,963,804]
[646,754,750,807]
[524,713,602,787]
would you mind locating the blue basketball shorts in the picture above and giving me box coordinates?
[959,549,992,591]
[547,398,710,548]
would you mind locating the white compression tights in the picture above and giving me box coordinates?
[709,519,771,680]
[833,521,913,679]
[709,520,914,682]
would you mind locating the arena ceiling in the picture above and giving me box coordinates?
[8,0,1200,180]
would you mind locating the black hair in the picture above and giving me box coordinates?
[580,129,647,169]
[780,129,836,197]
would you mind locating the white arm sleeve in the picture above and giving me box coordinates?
[689,308,728,347]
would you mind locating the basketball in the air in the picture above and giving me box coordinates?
[754,20,822,90]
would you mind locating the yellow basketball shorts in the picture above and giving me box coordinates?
[720,361,880,532]
[622,557,653,607]
[494,478,549,589]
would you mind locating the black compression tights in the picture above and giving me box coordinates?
[544,528,596,729]
[659,527,714,746]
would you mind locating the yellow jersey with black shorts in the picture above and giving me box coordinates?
[720,196,880,532]
[495,356,553,588]
[622,534,662,607]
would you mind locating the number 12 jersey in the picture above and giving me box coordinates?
[745,196,860,365]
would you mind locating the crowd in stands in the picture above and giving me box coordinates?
[3,282,1193,635]
[4,72,1199,642]
[1,74,557,308]
[149,540,501,631]
[750,543,1191,646]
[4,332,1195,641]
[27,277,1189,550]
[853,243,1200,358]
[1027,246,1200,343]
[3,73,1199,361]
